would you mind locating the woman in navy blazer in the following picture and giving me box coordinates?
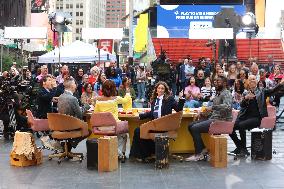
[129,81,185,162]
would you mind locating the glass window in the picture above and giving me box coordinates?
[76,20,79,25]
[76,37,79,40]
[76,12,79,16]
[70,4,73,8]
[76,3,79,8]
[66,4,69,8]
[76,28,79,33]
[80,3,83,8]
[80,12,83,16]
[80,20,83,25]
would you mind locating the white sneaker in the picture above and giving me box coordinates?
[201,148,208,155]
[40,136,63,151]
[185,154,205,162]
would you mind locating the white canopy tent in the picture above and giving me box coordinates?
[37,40,116,63]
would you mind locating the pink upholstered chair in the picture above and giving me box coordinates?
[208,110,239,135]
[90,112,129,135]
[26,110,49,132]
[90,112,129,161]
[260,105,276,129]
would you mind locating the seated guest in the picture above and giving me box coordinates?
[81,83,97,108]
[186,76,232,161]
[200,77,216,106]
[118,77,136,110]
[184,76,202,108]
[129,81,185,162]
[94,72,107,96]
[232,79,245,110]
[57,77,89,151]
[93,80,132,162]
[229,75,284,155]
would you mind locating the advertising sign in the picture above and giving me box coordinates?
[99,39,113,53]
[157,5,245,38]
[31,0,47,13]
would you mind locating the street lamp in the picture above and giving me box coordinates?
[48,11,72,65]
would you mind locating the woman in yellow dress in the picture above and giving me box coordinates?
[93,80,132,162]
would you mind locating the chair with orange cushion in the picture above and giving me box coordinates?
[47,113,89,164]
[140,111,183,140]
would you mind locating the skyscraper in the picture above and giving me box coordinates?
[105,0,126,28]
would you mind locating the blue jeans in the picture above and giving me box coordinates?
[137,82,146,99]
[184,100,202,108]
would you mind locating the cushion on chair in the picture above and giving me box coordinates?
[115,121,129,135]
[31,119,49,132]
[52,130,83,140]
[93,127,115,135]
[260,117,276,129]
[209,121,234,135]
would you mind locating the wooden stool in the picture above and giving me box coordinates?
[209,135,227,168]
[10,131,42,167]
[98,136,118,172]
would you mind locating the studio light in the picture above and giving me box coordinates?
[242,12,256,27]
[48,11,72,32]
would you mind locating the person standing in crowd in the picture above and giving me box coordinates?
[37,75,58,119]
[178,58,187,92]
[118,77,136,104]
[169,63,178,96]
[56,65,69,84]
[36,65,48,81]
[232,79,245,110]
[184,57,195,85]
[81,83,97,109]
[184,76,202,108]
[75,68,84,84]
[250,63,260,81]
[186,76,232,161]
[88,66,100,86]
[136,66,146,102]
[93,80,132,162]
[129,81,185,162]
[227,63,238,88]
[94,72,107,96]
[200,77,216,106]
[195,69,205,89]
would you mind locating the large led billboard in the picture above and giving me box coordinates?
[157,5,246,38]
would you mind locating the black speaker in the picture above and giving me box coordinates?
[155,134,169,169]
[86,139,98,170]
[251,129,272,160]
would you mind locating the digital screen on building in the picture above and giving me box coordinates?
[157,5,245,38]
[160,0,244,5]
[31,0,47,13]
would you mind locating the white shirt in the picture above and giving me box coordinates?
[157,95,164,118]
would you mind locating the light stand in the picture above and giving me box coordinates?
[48,11,72,71]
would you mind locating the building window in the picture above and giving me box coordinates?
[80,12,83,16]
[76,20,79,25]
[76,28,79,33]
[66,4,69,8]
[76,37,79,40]
[80,20,83,25]
[76,3,79,8]
[80,3,83,8]
[70,4,73,8]
[76,12,79,16]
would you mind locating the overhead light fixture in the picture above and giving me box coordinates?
[48,11,72,32]
[242,12,256,27]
